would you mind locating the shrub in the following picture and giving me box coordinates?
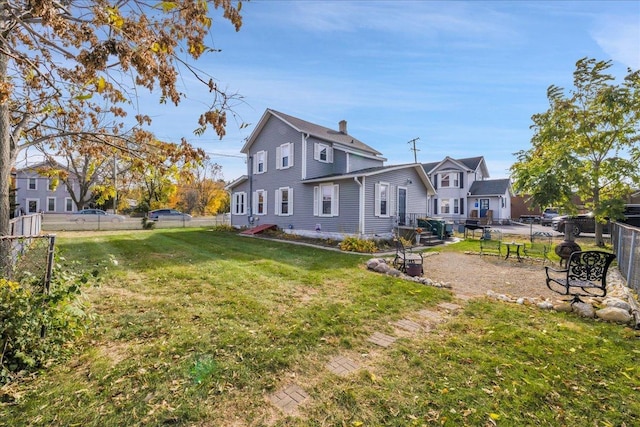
[141,217,155,229]
[339,237,378,253]
[210,224,235,232]
[0,260,96,385]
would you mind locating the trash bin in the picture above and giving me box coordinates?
[405,262,422,277]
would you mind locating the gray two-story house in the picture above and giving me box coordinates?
[226,109,436,239]
[423,156,512,224]
[13,161,79,216]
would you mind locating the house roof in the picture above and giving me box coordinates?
[224,175,248,191]
[301,163,436,195]
[241,109,383,157]
[422,156,488,177]
[15,159,68,173]
[468,178,512,196]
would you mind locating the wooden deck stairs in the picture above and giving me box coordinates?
[239,224,277,235]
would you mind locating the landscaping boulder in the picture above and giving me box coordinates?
[596,306,632,324]
[602,297,631,312]
[572,302,595,318]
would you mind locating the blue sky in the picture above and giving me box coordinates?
[143,1,640,181]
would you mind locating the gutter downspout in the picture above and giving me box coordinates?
[248,155,253,225]
[354,176,364,236]
[301,133,309,180]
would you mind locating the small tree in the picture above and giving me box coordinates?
[511,58,640,246]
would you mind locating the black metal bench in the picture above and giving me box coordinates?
[545,251,616,303]
[392,239,423,276]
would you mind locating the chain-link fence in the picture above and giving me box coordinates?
[612,222,640,293]
[0,234,56,293]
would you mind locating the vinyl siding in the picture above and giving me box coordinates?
[14,170,78,214]
[363,168,429,234]
[348,153,383,172]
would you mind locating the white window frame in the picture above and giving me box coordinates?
[275,187,293,216]
[254,189,267,215]
[375,182,391,218]
[65,197,74,212]
[276,143,294,170]
[28,177,37,190]
[253,150,267,174]
[313,183,339,217]
[453,198,459,214]
[46,197,56,212]
[441,199,451,214]
[232,192,246,215]
[314,143,333,163]
[439,172,459,188]
[26,198,39,213]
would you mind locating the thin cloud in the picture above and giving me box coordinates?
[592,16,640,69]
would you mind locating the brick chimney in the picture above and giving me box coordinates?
[339,120,347,134]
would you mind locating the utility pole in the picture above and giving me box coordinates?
[407,137,420,163]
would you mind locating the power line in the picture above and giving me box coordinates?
[204,152,246,160]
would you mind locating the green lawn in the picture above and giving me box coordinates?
[1,228,638,426]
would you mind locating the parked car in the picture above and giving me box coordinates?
[147,209,192,221]
[619,204,640,227]
[69,209,126,223]
[551,212,610,236]
[540,207,559,226]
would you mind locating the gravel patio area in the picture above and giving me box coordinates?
[420,252,561,301]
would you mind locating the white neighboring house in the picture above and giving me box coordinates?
[422,156,513,224]
[13,161,79,216]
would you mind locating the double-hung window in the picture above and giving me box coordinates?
[275,187,293,216]
[276,143,294,170]
[232,192,246,215]
[253,150,267,174]
[375,182,391,217]
[441,199,451,214]
[28,178,37,190]
[439,172,460,188]
[254,190,267,215]
[47,197,56,212]
[313,183,339,217]
[314,143,333,163]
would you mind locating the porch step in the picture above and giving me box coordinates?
[419,234,444,246]
[416,232,444,247]
[240,224,277,235]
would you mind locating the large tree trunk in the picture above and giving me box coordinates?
[0,51,11,239]
[0,51,13,268]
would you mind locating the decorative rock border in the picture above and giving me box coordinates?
[365,256,639,328]
[365,254,451,289]
[484,271,639,328]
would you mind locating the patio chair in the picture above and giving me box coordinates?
[392,238,423,276]
[545,250,616,303]
[479,230,502,256]
[523,231,552,263]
